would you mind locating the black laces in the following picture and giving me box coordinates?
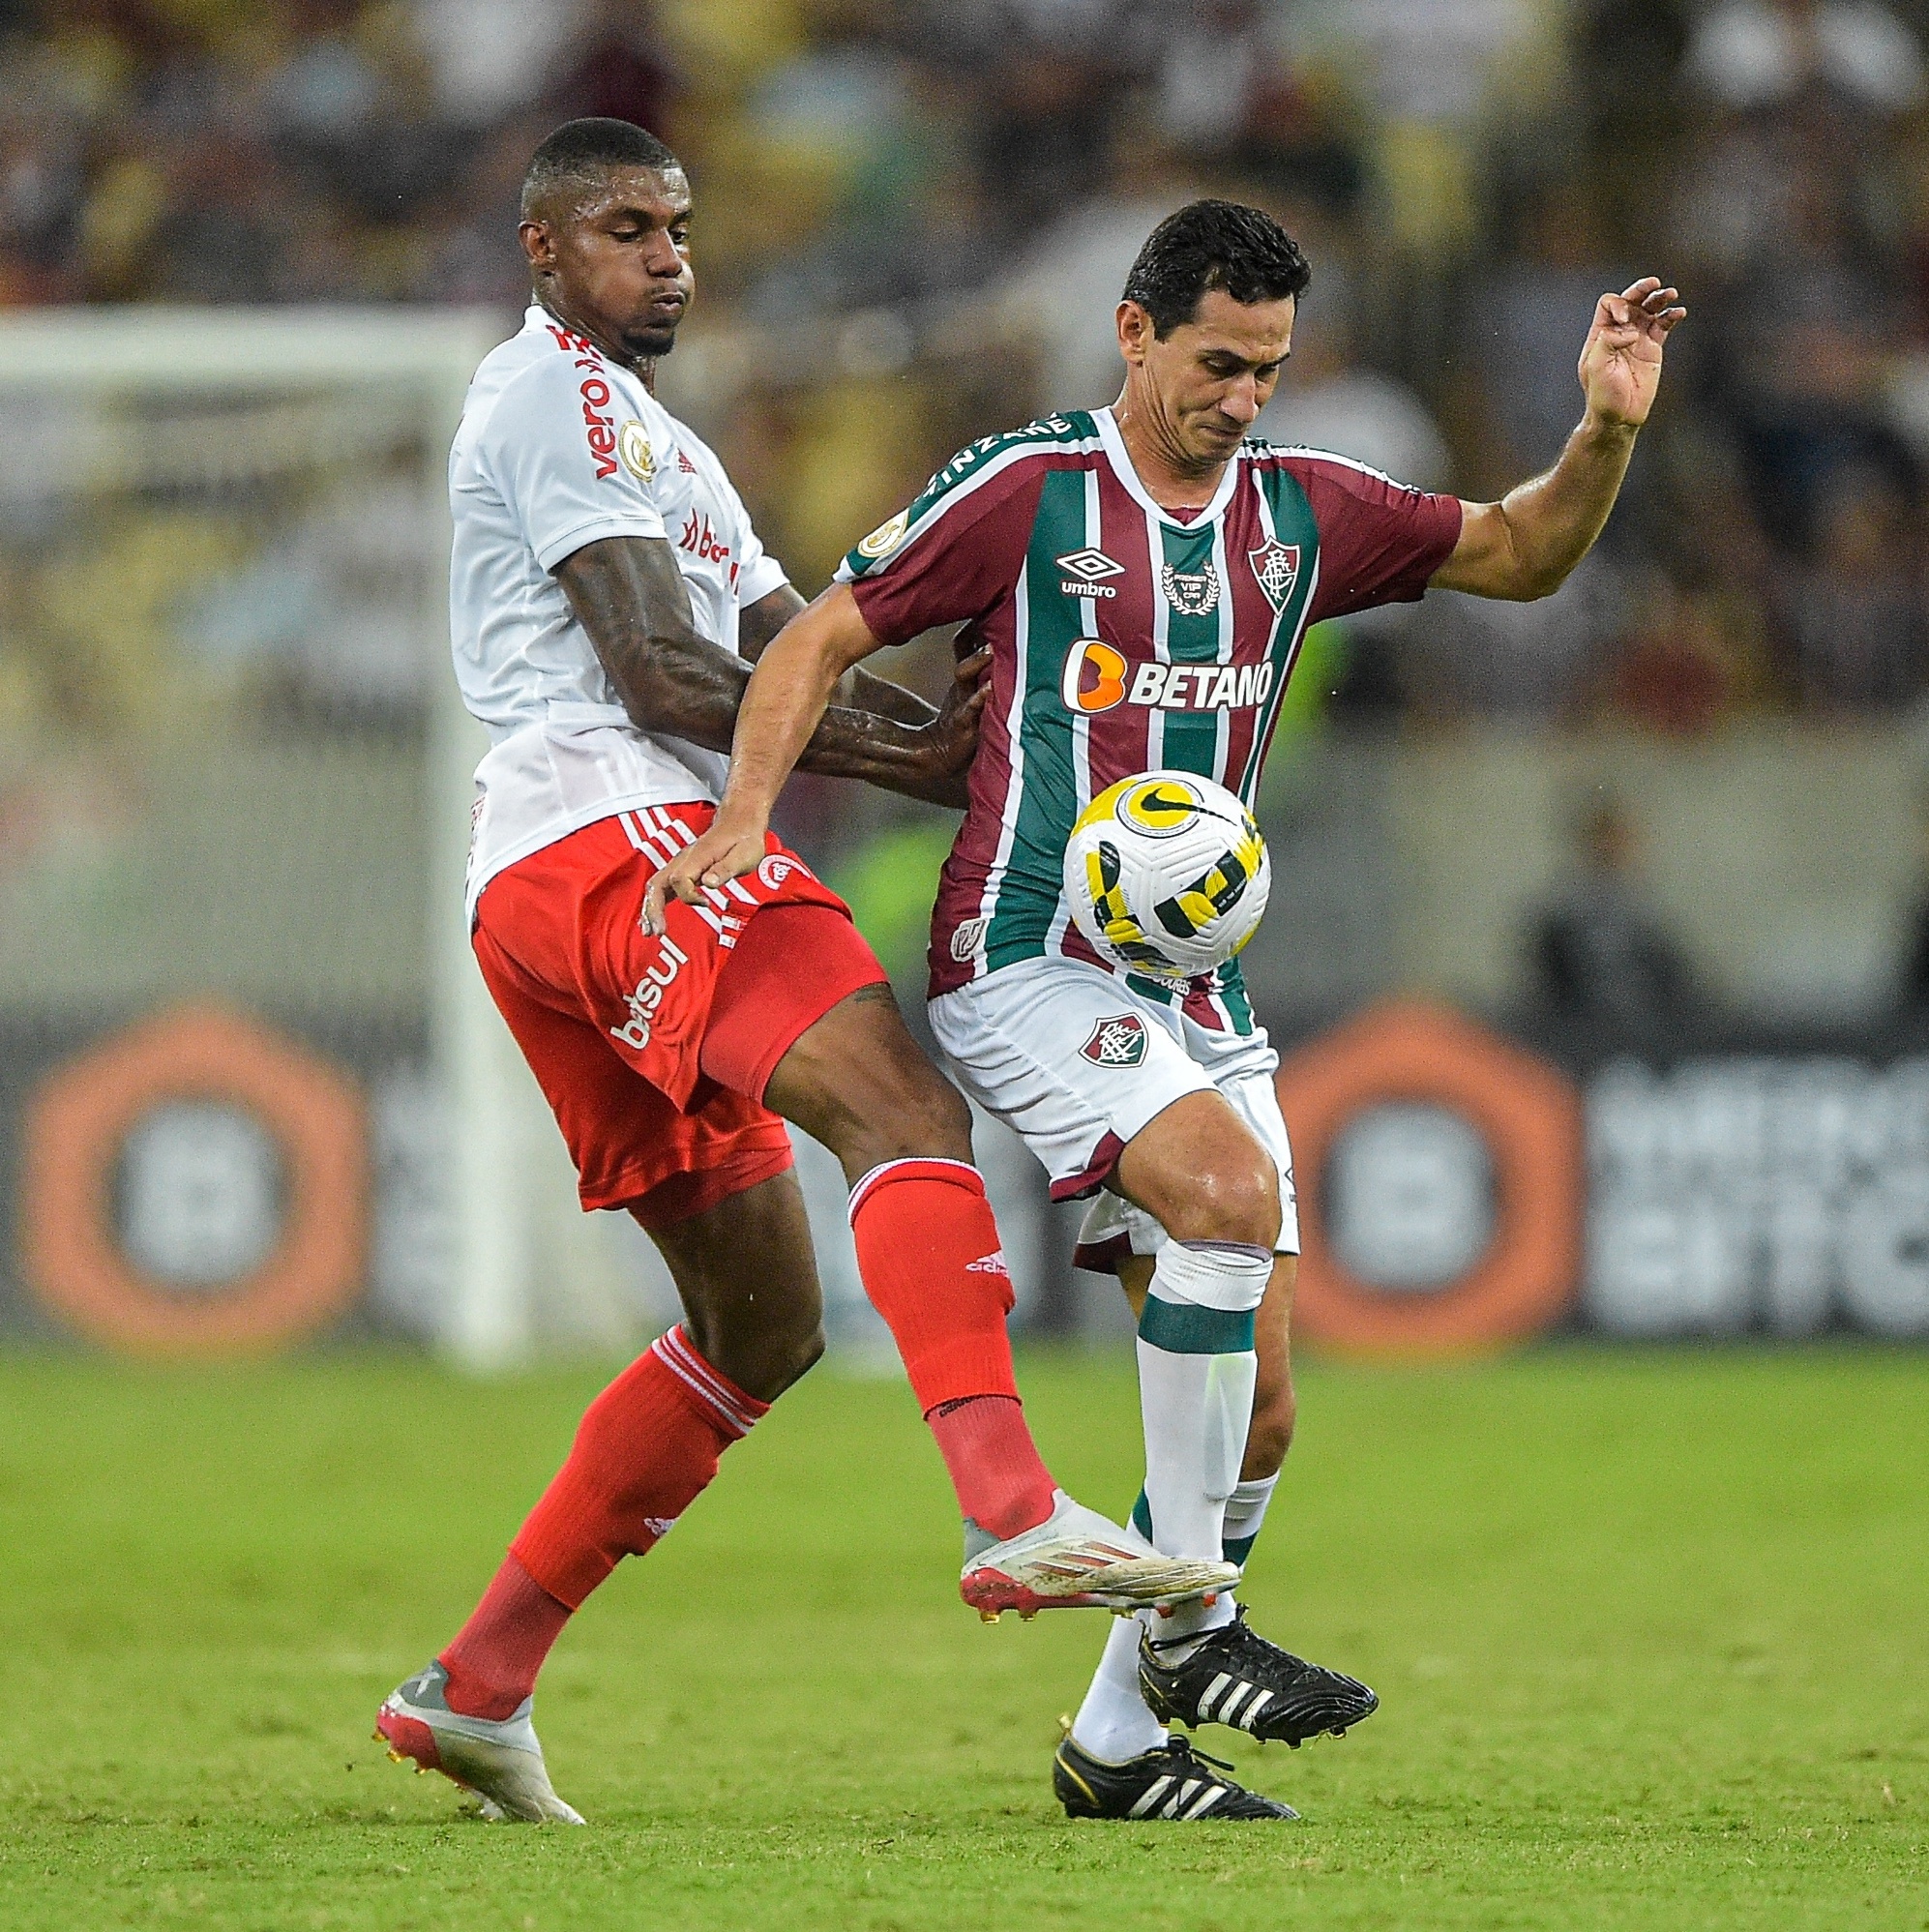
[1160,1737,1238,1777]
[1148,1605,1316,1679]
[1146,1602,1255,1654]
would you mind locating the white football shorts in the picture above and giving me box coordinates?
[928,953,1299,1274]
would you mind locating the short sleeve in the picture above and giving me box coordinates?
[477,354,667,573]
[716,469,788,609]
[833,450,1046,648]
[1291,455,1464,623]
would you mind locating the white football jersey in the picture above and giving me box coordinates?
[449,304,788,915]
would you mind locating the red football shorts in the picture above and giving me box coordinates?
[472,805,889,1231]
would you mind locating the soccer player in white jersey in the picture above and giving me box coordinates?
[375,121,1233,1826]
[654,199,1684,1820]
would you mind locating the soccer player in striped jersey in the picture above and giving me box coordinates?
[652,200,1684,1821]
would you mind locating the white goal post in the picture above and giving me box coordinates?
[0,307,583,1368]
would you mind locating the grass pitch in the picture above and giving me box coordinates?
[0,1347,1923,1931]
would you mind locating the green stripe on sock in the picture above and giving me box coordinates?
[1223,1531,1259,1565]
[1137,1295,1257,1354]
[1131,1488,1153,1541]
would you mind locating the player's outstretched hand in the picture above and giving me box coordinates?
[641,816,767,936]
[1578,278,1686,431]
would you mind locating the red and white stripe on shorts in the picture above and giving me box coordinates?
[616,804,771,953]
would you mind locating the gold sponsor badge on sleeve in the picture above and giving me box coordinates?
[856,509,909,559]
[618,420,654,481]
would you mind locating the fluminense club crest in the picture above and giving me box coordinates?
[1248,539,1300,612]
[1079,1013,1149,1067]
[1159,561,1221,616]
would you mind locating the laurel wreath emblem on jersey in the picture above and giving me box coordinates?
[618,420,654,481]
[857,509,910,559]
[1159,561,1221,616]
[1248,539,1300,612]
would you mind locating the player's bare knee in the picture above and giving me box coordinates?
[855,1060,974,1169]
[1166,1153,1280,1250]
[768,1320,826,1398]
[687,1308,822,1407]
[915,1066,974,1152]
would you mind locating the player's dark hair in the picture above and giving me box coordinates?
[1122,200,1311,338]
[521,118,683,221]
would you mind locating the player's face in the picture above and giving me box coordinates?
[524,166,696,362]
[1125,288,1294,467]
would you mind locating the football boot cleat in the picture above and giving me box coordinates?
[962,1490,1239,1619]
[375,1660,585,1824]
[1053,1731,1298,1821]
[1139,1605,1379,1745]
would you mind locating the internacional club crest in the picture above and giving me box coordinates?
[1159,561,1221,616]
[1248,539,1300,612]
[1079,1013,1149,1067]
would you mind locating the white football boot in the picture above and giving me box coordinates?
[375,1661,585,1824]
[961,1490,1239,1620]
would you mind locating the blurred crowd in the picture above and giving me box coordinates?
[5,0,1929,728]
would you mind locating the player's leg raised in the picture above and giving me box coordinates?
[708,903,1236,1619]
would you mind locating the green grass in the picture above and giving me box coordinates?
[1,1348,1924,1931]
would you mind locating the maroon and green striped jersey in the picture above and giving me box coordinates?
[836,405,1461,1025]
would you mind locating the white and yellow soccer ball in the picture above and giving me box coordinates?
[1062,771,1271,981]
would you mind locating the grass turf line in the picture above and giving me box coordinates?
[0,1348,1923,1931]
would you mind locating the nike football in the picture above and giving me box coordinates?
[1063,771,1270,981]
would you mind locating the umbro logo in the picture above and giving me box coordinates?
[1056,547,1125,600]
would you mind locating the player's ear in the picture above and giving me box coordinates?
[1117,300,1152,367]
[519,220,556,275]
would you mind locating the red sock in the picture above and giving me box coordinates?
[439,1323,766,1718]
[926,1394,1057,1539]
[439,1554,571,1719]
[849,1159,1055,1537]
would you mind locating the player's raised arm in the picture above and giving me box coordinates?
[1431,277,1686,601]
[556,538,981,810]
[641,580,934,930]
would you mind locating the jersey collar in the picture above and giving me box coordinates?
[1093,406,1242,529]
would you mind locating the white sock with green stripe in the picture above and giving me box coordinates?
[1220,1472,1278,1566]
[1135,1237,1270,1658]
[1071,1261,1278,1764]
[1134,1470,1278,1567]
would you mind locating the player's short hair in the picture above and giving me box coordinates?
[520,118,684,222]
[1122,200,1311,338]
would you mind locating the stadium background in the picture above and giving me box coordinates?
[3,0,1929,1356]
[1,8,1926,1928]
